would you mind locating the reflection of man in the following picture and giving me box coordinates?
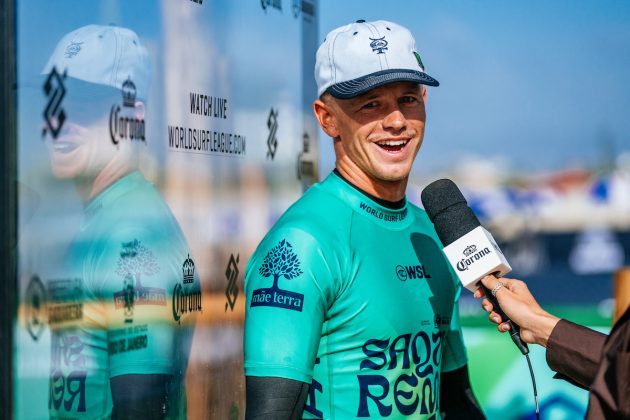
[244,20,483,418]
[41,25,199,418]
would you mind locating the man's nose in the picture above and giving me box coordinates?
[382,108,406,131]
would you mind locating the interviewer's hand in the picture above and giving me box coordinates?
[474,275,560,347]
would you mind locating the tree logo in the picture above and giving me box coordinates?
[250,239,305,312]
[113,239,167,310]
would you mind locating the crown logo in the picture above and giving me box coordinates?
[122,76,137,107]
[463,245,477,257]
[182,254,195,284]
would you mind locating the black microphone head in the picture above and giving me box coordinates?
[420,179,481,247]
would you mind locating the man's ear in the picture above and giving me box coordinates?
[422,86,427,104]
[313,99,340,139]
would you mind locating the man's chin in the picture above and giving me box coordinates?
[50,166,78,180]
[374,166,412,183]
[49,159,85,180]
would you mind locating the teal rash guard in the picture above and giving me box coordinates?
[244,171,468,419]
[47,172,199,419]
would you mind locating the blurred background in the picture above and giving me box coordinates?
[9,1,630,419]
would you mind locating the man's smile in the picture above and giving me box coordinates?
[375,138,411,153]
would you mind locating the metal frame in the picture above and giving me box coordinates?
[0,0,17,417]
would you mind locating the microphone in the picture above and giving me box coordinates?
[421,179,529,355]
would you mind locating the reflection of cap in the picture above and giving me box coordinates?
[42,24,150,101]
[315,20,438,99]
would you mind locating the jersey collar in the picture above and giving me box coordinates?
[324,171,415,229]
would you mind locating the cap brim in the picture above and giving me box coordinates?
[327,69,439,99]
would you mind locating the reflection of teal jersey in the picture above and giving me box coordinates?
[48,172,200,419]
[244,172,468,419]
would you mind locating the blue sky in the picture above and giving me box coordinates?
[319,1,630,173]
[17,1,630,176]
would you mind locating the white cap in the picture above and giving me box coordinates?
[42,24,150,101]
[315,20,438,99]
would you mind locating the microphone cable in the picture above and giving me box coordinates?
[480,283,540,419]
[525,353,540,420]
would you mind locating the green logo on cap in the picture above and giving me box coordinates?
[414,52,425,70]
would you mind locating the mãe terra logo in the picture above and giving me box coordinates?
[250,239,305,312]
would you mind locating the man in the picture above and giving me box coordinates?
[41,25,200,418]
[244,20,484,419]
[478,274,630,419]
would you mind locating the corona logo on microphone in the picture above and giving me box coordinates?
[456,246,491,272]
[463,245,477,257]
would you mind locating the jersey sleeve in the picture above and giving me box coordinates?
[90,227,192,378]
[244,227,338,383]
[441,281,468,373]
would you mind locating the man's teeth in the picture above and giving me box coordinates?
[378,140,407,147]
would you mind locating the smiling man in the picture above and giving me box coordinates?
[244,20,484,419]
[41,25,198,419]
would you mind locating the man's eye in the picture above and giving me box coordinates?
[361,101,379,109]
[400,96,418,104]
[363,102,378,109]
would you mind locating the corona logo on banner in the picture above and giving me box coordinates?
[109,76,146,146]
[172,254,202,324]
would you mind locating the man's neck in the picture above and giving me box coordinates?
[333,169,406,209]
[75,160,134,204]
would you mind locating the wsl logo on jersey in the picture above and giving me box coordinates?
[456,244,491,272]
[395,264,431,282]
[250,239,305,312]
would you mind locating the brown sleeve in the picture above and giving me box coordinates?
[545,319,607,389]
